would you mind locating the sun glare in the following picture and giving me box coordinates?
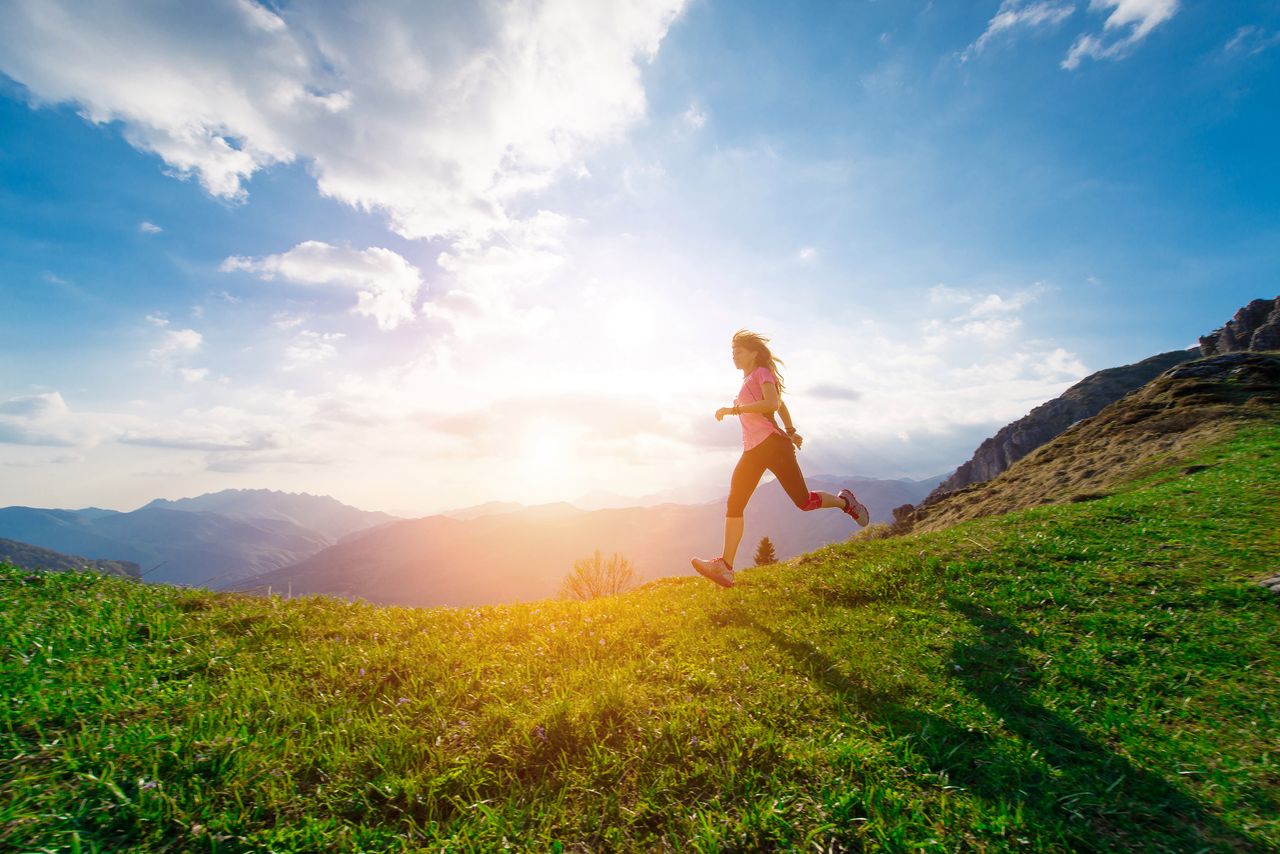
[605,296,654,348]
[531,433,568,467]
[517,422,580,493]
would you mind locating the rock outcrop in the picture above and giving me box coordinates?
[921,348,1196,506]
[1199,296,1280,355]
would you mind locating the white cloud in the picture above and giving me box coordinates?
[420,288,555,344]
[284,330,345,371]
[145,321,207,381]
[0,392,69,419]
[119,422,281,452]
[435,210,573,298]
[682,104,707,130]
[806,382,861,401]
[148,327,202,362]
[139,220,162,234]
[928,281,1046,315]
[0,0,689,242]
[922,282,1049,349]
[272,311,305,330]
[1062,0,1178,69]
[205,449,331,473]
[222,241,423,330]
[0,392,99,446]
[797,246,818,262]
[1223,25,1280,58]
[963,0,1076,61]
[1038,346,1088,377]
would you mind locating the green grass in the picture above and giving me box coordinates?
[3,424,1278,852]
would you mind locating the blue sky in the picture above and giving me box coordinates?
[0,0,1276,515]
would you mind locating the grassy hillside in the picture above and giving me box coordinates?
[3,423,1278,851]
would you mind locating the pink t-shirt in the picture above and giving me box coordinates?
[735,365,787,451]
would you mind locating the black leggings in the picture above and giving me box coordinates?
[726,431,818,517]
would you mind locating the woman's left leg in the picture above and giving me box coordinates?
[765,434,847,510]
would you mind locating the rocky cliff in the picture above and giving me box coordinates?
[907,351,1280,534]
[1199,296,1280,355]
[921,348,1196,505]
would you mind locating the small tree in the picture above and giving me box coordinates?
[560,549,636,600]
[754,536,777,567]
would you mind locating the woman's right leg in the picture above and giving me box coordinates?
[723,445,768,568]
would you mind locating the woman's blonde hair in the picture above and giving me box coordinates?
[732,329,786,396]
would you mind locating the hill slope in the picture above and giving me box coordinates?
[923,348,1196,503]
[903,351,1280,534]
[2,418,1277,849]
[0,536,140,578]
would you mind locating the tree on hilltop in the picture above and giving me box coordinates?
[560,549,636,600]
[754,536,777,566]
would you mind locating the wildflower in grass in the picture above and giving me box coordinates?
[397,697,409,705]
[139,778,157,790]
[533,723,547,743]
[359,667,366,677]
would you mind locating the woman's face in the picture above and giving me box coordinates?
[731,344,756,372]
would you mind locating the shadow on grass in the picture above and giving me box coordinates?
[747,599,1257,851]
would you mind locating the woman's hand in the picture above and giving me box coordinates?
[789,431,804,449]
[715,407,733,421]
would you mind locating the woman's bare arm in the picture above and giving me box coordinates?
[732,379,780,415]
[777,399,794,430]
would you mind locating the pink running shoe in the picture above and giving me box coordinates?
[690,556,734,588]
[838,488,870,527]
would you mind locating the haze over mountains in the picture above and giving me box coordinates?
[0,490,395,587]
[229,473,943,607]
[142,489,399,540]
[0,475,940,598]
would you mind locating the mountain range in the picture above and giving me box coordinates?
[0,476,940,598]
[228,473,943,607]
[0,490,395,587]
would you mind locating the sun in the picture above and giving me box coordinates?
[530,433,568,468]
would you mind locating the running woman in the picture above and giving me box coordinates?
[691,329,870,588]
